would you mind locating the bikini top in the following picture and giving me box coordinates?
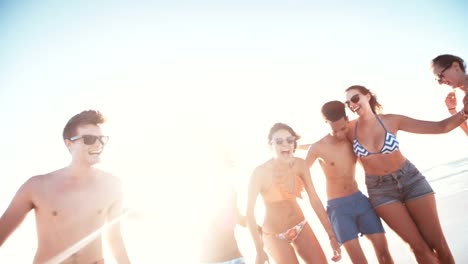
[262,173,304,203]
[353,114,400,158]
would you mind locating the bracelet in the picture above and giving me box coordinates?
[448,107,456,111]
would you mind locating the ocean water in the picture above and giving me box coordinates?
[0,157,467,263]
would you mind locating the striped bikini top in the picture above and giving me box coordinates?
[353,114,400,158]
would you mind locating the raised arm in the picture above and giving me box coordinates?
[391,105,468,134]
[297,158,341,262]
[246,168,269,264]
[0,177,35,247]
[106,180,131,264]
[445,92,468,136]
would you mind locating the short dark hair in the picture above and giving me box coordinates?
[268,123,301,151]
[63,110,106,140]
[321,101,346,122]
[432,54,466,73]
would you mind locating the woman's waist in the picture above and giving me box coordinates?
[262,203,305,233]
[360,152,407,175]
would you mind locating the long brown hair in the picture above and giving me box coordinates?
[345,85,383,114]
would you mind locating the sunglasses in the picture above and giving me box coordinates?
[69,135,109,145]
[435,63,452,84]
[345,94,360,107]
[271,136,295,145]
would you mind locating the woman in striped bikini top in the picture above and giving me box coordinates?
[352,114,400,158]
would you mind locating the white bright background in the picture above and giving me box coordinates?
[0,1,467,263]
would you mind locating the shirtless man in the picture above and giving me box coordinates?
[304,101,393,264]
[0,110,131,264]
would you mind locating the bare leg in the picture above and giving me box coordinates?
[375,202,438,264]
[365,233,394,264]
[292,223,327,264]
[263,233,299,264]
[342,238,367,264]
[406,194,454,264]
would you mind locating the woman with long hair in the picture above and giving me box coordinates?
[344,85,468,264]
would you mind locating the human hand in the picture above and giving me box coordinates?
[330,236,342,262]
[255,250,270,264]
[445,92,457,110]
[463,93,468,114]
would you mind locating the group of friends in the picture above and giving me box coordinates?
[0,54,466,264]
[201,54,468,264]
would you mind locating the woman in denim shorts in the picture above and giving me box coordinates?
[344,85,468,264]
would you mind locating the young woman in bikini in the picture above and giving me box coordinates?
[344,85,468,264]
[246,123,341,264]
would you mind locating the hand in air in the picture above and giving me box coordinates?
[255,250,270,264]
[329,236,342,262]
[445,92,457,110]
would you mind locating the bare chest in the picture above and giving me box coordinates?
[33,182,115,225]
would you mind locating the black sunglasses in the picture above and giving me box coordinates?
[345,94,360,107]
[271,136,295,145]
[70,135,109,145]
[435,63,453,84]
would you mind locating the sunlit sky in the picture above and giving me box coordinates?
[0,0,467,262]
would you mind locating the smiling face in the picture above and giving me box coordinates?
[345,90,370,116]
[270,129,295,162]
[432,61,465,91]
[65,124,107,166]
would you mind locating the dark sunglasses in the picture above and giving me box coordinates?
[435,63,452,84]
[271,136,295,145]
[345,94,360,107]
[70,135,109,145]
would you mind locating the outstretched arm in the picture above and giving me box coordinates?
[246,169,269,264]
[0,177,35,247]
[106,181,131,264]
[445,92,468,136]
[392,102,468,134]
[298,159,341,262]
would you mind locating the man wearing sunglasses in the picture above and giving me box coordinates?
[304,101,394,264]
[0,110,131,264]
[431,54,468,136]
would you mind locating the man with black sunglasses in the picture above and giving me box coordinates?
[0,110,131,264]
[304,101,394,264]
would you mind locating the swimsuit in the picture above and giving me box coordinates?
[263,219,308,243]
[353,114,399,157]
[261,167,306,242]
[261,173,304,202]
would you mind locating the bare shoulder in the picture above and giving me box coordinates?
[307,136,328,155]
[95,169,124,194]
[20,170,61,193]
[249,160,271,185]
[378,113,403,130]
[293,157,307,168]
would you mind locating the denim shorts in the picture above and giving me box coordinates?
[365,159,434,208]
[327,191,385,245]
